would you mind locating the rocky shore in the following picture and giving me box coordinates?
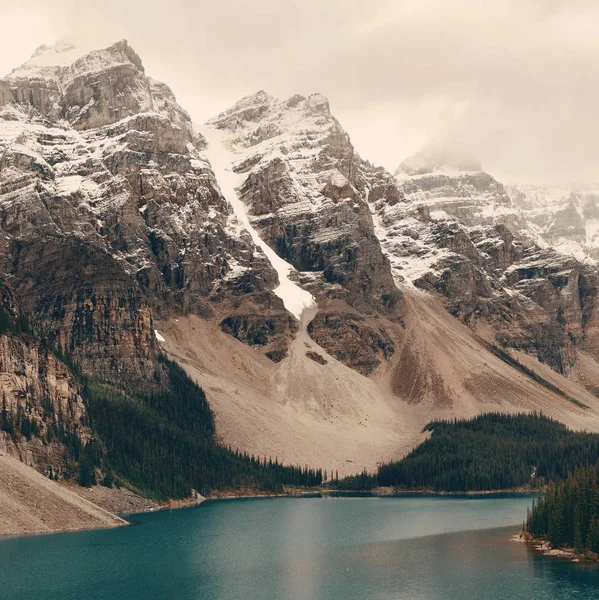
[514,532,599,563]
[0,470,541,539]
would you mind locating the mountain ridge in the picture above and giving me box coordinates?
[0,39,598,516]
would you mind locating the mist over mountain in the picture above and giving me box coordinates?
[3,0,599,183]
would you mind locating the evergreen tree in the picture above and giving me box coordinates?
[78,459,96,488]
[526,460,599,554]
[375,413,599,492]
[79,358,323,501]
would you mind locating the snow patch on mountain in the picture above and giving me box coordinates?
[200,125,315,319]
[6,38,131,81]
[369,202,450,290]
[509,183,599,261]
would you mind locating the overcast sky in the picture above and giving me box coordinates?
[1,0,597,184]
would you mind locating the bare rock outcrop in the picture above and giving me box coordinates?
[0,40,287,380]
[207,91,404,320]
[370,149,599,375]
[307,312,395,375]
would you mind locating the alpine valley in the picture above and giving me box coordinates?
[1,39,599,533]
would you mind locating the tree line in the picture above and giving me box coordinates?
[0,298,323,500]
[335,413,599,492]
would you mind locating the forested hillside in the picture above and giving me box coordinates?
[335,413,599,492]
[0,301,322,500]
[82,356,322,500]
[377,413,599,491]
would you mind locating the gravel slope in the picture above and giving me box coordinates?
[158,291,599,477]
[0,452,125,536]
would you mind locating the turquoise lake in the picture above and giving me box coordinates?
[2,495,599,599]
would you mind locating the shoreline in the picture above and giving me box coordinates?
[513,532,599,563]
[119,485,539,513]
[0,482,537,539]
[0,453,126,539]
[69,483,208,518]
[205,485,537,502]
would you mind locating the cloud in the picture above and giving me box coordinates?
[1,0,597,183]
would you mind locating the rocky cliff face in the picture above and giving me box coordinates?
[0,40,289,375]
[204,92,406,370]
[395,147,521,229]
[508,184,599,260]
[0,282,91,478]
[9,238,157,385]
[370,150,599,375]
[205,92,403,318]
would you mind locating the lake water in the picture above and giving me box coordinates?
[1,495,599,599]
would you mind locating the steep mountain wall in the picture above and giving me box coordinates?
[0,40,290,377]
[0,39,598,486]
[0,282,93,478]
[370,149,599,377]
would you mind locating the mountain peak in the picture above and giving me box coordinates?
[30,39,77,61]
[207,90,275,126]
[232,90,274,107]
[305,93,330,115]
[282,92,331,114]
[252,89,272,101]
[206,91,335,136]
[7,38,143,79]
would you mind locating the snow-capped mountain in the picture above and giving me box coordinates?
[0,40,298,377]
[204,91,402,317]
[370,147,599,375]
[202,91,410,374]
[1,39,599,479]
[395,147,519,228]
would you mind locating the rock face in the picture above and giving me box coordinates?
[206,92,403,318]
[205,92,405,367]
[509,184,599,260]
[395,147,520,228]
[0,40,286,377]
[220,311,298,361]
[307,312,394,375]
[370,149,599,375]
[9,238,157,385]
[0,283,91,477]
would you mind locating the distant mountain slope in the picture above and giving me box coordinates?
[509,183,599,260]
[395,146,518,227]
[370,147,599,380]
